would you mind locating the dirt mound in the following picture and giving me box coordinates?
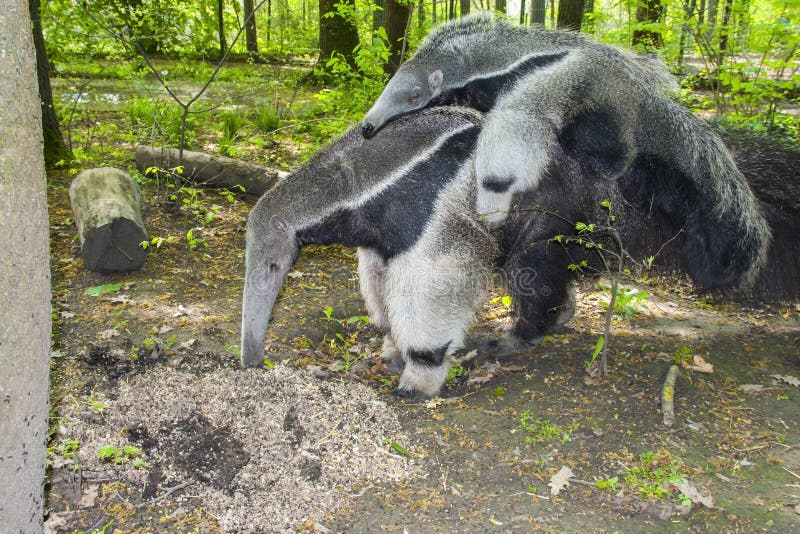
[58,365,415,532]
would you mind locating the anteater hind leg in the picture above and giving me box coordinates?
[357,248,402,371]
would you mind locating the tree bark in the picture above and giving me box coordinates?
[69,168,149,273]
[495,0,507,15]
[243,0,259,56]
[218,0,228,58]
[373,0,386,32]
[557,0,584,30]
[318,0,360,69]
[135,145,287,198]
[632,0,665,47]
[460,0,470,17]
[530,0,546,25]
[29,0,72,168]
[0,2,51,531]
[384,0,414,76]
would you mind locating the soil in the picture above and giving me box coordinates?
[45,163,800,533]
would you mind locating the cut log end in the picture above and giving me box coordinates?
[81,218,148,273]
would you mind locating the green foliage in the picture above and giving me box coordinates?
[98,444,148,468]
[673,345,694,365]
[519,411,572,445]
[446,362,468,384]
[599,285,649,318]
[219,110,246,156]
[85,283,121,296]
[253,106,282,133]
[622,450,688,502]
[383,439,412,458]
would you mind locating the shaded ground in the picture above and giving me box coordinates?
[45,162,800,533]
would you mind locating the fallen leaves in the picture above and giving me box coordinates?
[771,374,800,387]
[673,478,714,508]
[548,466,574,496]
[681,355,714,374]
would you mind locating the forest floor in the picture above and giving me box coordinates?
[44,162,800,533]
[43,63,800,533]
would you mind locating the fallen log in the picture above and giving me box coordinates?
[135,145,287,197]
[69,167,148,273]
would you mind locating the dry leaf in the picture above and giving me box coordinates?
[738,384,766,394]
[287,271,305,279]
[157,324,174,335]
[78,484,99,508]
[466,375,493,386]
[106,294,132,305]
[60,311,76,319]
[674,479,714,508]
[548,465,574,496]
[683,355,713,373]
[97,328,120,340]
[771,374,800,387]
[178,339,198,350]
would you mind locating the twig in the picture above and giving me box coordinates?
[783,467,800,482]
[136,480,195,508]
[662,364,679,427]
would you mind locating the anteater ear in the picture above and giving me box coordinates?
[429,70,443,94]
[270,215,289,235]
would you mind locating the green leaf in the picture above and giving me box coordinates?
[500,295,512,308]
[592,336,605,360]
[263,357,275,369]
[388,440,412,457]
[85,283,122,296]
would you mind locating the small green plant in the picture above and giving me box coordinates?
[383,438,412,458]
[84,283,122,296]
[599,284,649,318]
[519,411,569,445]
[673,346,693,365]
[446,361,468,384]
[86,397,106,415]
[98,444,148,468]
[596,476,619,490]
[219,110,246,156]
[254,105,282,133]
[622,450,688,502]
[322,306,369,326]
[490,295,513,308]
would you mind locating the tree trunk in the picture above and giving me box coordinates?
[519,0,526,24]
[0,2,51,531]
[460,0,470,17]
[218,0,228,57]
[557,0,584,30]
[418,0,426,28]
[718,0,733,53]
[69,168,149,273]
[384,0,414,75]
[29,0,72,168]
[135,145,287,198]
[530,0,546,25]
[373,0,386,32]
[318,0,360,69]
[243,0,259,56]
[632,0,665,47]
[495,0,506,15]
[448,0,455,19]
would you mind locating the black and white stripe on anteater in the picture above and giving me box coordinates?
[361,13,773,342]
[240,108,496,398]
